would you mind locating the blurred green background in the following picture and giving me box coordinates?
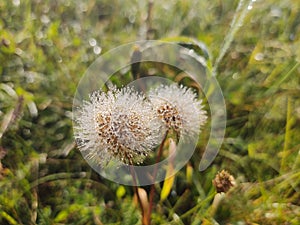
[0,0,299,224]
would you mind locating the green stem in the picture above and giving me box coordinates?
[281,96,292,173]
[180,191,216,219]
[213,0,253,76]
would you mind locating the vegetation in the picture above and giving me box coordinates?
[0,0,299,224]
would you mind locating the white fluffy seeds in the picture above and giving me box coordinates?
[74,84,207,167]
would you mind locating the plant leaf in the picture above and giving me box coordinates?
[160,138,176,202]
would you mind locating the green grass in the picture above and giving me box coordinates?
[0,0,299,224]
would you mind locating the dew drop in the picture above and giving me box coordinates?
[270,7,282,18]
[79,2,88,12]
[89,38,97,47]
[289,33,295,41]
[31,13,37,20]
[93,46,102,55]
[231,51,239,59]
[128,14,136,23]
[43,6,50,13]
[26,71,35,83]
[35,30,43,39]
[72,23,81,33]
[15,48,23,55]
[23,128,31,136]
[13,0,20,6]
[232,73,239,80]
[254,53,264,61]
[41,14,50,24]
[64,0,71,7]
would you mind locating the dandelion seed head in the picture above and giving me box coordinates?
[75,86,163,166]
[157,103,183,133]
[149,84,207,139]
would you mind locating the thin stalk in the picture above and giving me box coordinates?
[213,0,254,76]
[130,165,147,225]
[147,132,168,225]
[146,0,154,40]
[281,96,292,173]
[180,191,216,219]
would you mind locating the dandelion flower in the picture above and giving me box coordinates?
[148,84,207,139]
[74,86,163,166]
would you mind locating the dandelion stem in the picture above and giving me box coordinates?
[147,131,168,225]
[130,165,147,225]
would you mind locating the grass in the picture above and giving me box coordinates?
[0,0,300,224]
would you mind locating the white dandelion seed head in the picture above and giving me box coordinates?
[148,84,207,139]
[74,86,164,166]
